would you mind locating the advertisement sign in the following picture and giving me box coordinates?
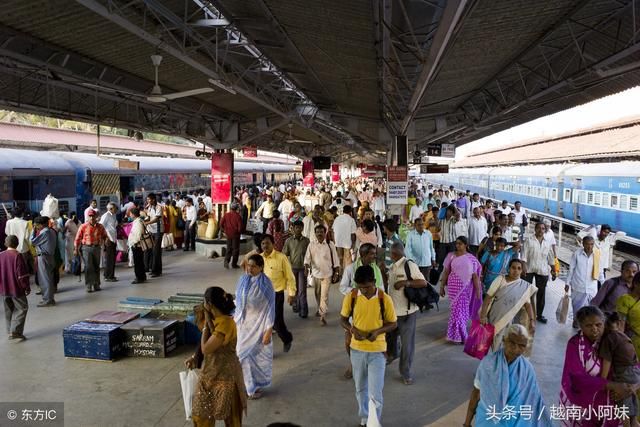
[331,163,340,182]
[386,166,408,205]
[211,152,233,204]
[302,160,314,187]
[242,146,257,158]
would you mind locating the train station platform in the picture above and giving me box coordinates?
[0,250,576,427]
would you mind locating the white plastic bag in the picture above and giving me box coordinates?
[367,398,382,427]
[161,233,175,249]
[41,194,59,218]
[247,218,262,234]
[179,369,200,420]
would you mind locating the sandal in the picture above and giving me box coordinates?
[248,390,263,400]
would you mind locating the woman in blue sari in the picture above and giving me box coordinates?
[480,238,518,294]
[234,253,275,400]
[463,324,552,427]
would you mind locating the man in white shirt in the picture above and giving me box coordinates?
[183,198,197,251]
[99,203,119,282]
[578,224,626,284]
[565,235,604,328]
[408,200,423,223]
[84,199,99,223]
[453,209,468,239]
[542,219,557,258]
[521,222,556,324]
[4,207,31,257]
[512,201,527,237]
[201,190,212,213]
[499,200,511,216]
[304,224,340,325]
[144,193,164,277]
[127,207,146,284]
[332,205,357,273]
[278,195,294,231]
[467,207,488,255]
[386,241,427,385]
[470,193,482,212]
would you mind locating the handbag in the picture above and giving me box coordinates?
[139,224,155,252]
[328,242,339,283]
[176,217,186,230]
[463,319,495,360]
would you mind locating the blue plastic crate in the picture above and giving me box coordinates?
[63,322,124,360]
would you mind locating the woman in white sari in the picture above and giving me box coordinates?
[234,253,275,400]
[479,259,537,352]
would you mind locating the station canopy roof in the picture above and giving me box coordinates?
[0,0,639,163]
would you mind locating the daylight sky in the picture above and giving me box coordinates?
[455,86,640,160]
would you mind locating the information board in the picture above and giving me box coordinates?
[386,166,408,204]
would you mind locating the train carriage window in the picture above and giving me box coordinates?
[602,193,610,208]
[551,189,558,201]
[576,191,586,204]
[631,196,639,211]
[611,194,618,208]
[587,192,594,205]
[620,195,629,210]
[564,189,571,202]
[594,192,602,206]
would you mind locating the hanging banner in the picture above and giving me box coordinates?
[242,146,257,158]
[211,152,234,204]
[302,160,314,187]
[386,165,408,205]
[331,163,340,182]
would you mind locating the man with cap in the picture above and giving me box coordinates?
[219,202,243,269]
[74,210,108,293]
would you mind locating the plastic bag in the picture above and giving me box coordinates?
[246,218,262,234]
[463,319,495,360]
[41,194,59,218]
[556,293,570,324]
[161,233,175,249]
[179,369,199,420]
[554,258,561,275]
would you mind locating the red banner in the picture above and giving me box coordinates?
[387,166,408,181]
[302,160,314,187]
[211,152,233,204]
[331,163,340,182]
[242,146,257,158]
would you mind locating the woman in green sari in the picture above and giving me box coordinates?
[617,272,640,357]
[479,259,537,352]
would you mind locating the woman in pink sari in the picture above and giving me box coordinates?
[440,236,483,343]
[560,306,636,427]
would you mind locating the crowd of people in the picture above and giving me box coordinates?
[1,175,638,426]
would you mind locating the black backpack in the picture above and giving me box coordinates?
[403,260,440,312]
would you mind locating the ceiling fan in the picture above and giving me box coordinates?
[80,55,214,103]
[284,122,313,144]
[146,55,214,103]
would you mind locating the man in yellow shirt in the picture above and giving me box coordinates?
[262,234,296,352]
[340,265,397,427]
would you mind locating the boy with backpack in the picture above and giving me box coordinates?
[340,265,397,427]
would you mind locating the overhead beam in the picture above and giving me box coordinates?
[399,0,469,134]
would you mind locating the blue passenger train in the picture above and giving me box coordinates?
[0,148,299,217]
[425,162,640,238]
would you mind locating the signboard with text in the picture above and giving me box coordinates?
[386,166,408,204]
[427,144,442,157]
[441,143,455,158]
[420,164,449,174]
[211,152,234,204]
[242,146,257,158]
[331,163,340,182]
[302,160,314,187]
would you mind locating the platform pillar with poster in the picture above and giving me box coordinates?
[302,160,314,188]
[387,135,409,220]
[207,151,234,242]
[331,163,340,183]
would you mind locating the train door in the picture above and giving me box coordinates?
[543,178,550,213]
[12,179,34,211]
[571,177,583,221]
[120,176,134,198]
[557,178,565,217]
